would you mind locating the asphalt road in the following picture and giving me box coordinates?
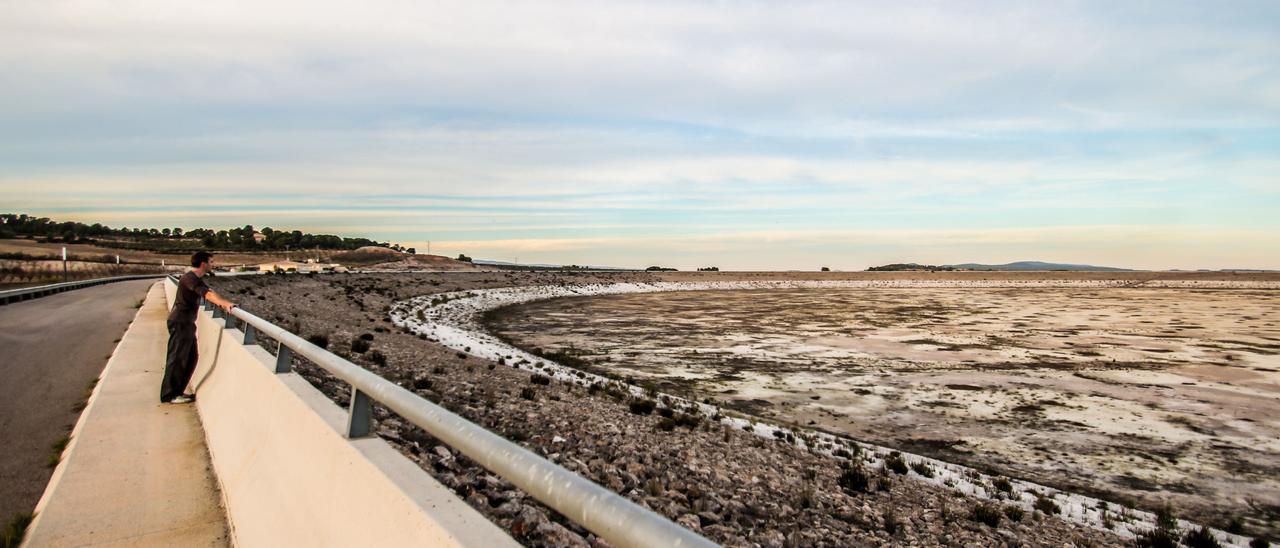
[0,279,156,522]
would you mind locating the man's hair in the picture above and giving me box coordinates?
[191,251,213,268]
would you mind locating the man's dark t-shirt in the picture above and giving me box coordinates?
[168,271,210,323]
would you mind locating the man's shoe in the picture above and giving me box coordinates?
[169,395,194,404]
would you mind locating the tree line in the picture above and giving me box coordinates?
[0,213,411,253]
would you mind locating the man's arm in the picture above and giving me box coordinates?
[204,289,236,313]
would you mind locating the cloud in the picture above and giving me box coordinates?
[3,1,1277,129]
[1,0,1277,269]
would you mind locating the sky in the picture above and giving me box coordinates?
[1,0,1277,271]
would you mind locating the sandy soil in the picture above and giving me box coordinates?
[486,284,1280,538]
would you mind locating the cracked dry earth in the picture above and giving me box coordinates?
[209,270,1229,547]
[487,286,1280,540]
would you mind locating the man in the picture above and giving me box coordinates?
[162,251,236,404]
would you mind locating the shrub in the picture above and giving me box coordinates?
[47,435,70,468]
[993,477,1013,493]
[412,377,433,390]
[1226,517,1245,535]
[675,414,701,428]
[657,418,678,431]
[884,452,908,475]
[359,333,374,341]
[369,350,386,366]
[883,510,899,534]
[971,503,1001,527]
[1003,505,1024,522]
[530,374,551,386]
[797,486,818,509]
[1135,528,1179,548]
[1182,527,1222,548]
[1155,504,1179,531]
[657,407,675,418]
[837,465,871,494]
[307,333,329,349]
[910,460,935,478]
[351,338,370,353]
[1250,538,1270,548]
[2,512,34,548]
[520,387,536,400]
[1033,493,1060,515]
[629,399,656,415]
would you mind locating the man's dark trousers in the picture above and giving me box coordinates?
[161,320,198,402]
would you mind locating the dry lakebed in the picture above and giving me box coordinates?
[211,271,1280,546]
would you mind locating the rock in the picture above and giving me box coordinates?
[534,521,590,547]
[510,505,549,538]
[697,511,721,527]
[758,529,786,548]
[465,491,489,509]
[495,500,522,518]
[676,513,702,532]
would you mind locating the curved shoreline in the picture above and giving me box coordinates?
[390,280,1266,547]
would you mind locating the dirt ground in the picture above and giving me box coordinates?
[487,285,1280,537]
[0,238,292,266]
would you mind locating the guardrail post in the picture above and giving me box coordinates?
[346,387,372,438]
[274,343,292,373]
[243,324,256,344]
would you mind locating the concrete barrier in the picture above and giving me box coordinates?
[172,278,516,547]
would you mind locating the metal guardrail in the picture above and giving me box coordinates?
[0,274,165,306]
[176,275,715,548]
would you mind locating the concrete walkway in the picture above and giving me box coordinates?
[24,282,229,546]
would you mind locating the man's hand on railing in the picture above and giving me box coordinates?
[202,286,236,315]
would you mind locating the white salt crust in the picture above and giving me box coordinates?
[390,279,1275,546]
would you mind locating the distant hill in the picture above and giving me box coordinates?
[866,263,956,272]
[946,261,1134,272]
[868,261,1134,272]
[473,259,633,271]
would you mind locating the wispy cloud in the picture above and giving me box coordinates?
[1,0,1277,269]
